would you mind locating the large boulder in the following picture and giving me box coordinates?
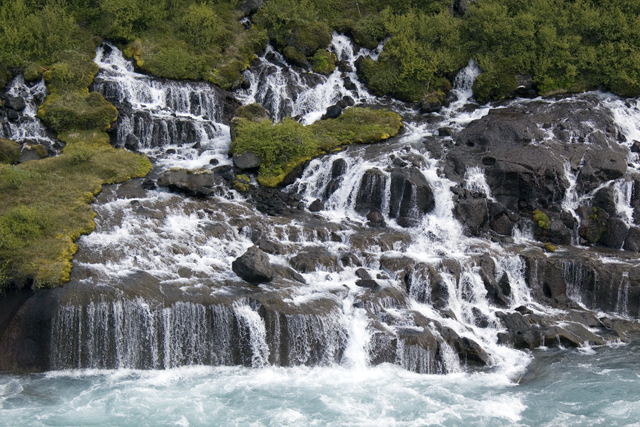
[3,95,26,111]
[233,151,261,170]
[232,246,274,284]
[455,198,487,235]
[157,168,219,196]
[448,97,625,214]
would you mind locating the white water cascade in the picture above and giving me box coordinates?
[0,35,629,379]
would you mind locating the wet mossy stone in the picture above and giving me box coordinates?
[233,151,261,170]
[37,57,117,133]
[234,174,251,192]
[18,144,47,163]
[419,92,443,113]
[533,210,550,230]
[0,138,20,164]
[283,46,309,68]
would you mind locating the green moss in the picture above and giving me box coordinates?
[584,207,609,243]
[235,103,271,122]
[0,47,151,289]
[231,107,402,187]
[288,21,332,56]
[312,107,402,149]
[36,54,118,133]
[0,138,20,164]
[38,90,118,133]
[0,130,151,288]
[543,242,556,253]
[533,210,550,230]
[311,49,336,75]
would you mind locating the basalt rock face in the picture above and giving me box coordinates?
[442,96,636,251]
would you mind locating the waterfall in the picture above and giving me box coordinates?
[1,75,57,148]
[92,43,231,170]
[12,34,633,376]
[236,33,381,124]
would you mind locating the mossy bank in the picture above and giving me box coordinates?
[230,105,402,187]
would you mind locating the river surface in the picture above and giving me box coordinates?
[1,339,639,426]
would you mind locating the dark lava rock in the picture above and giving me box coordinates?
[343,77,357,91]
[624,226,640,252]
[289,247,337,273]
[342,96,355,107]
[325,105,342,119]
[249,187,301,216]
[355,279,379,289]
[355,268,372,280]
[3,95,26,111]
[308,199,324,212]
[447,98,626,215]
[396,217,420,228]
[324,158,348,199]
[355,169,387,215]
[366,210,384,223]
[490,214,514,235]
[232,246,274,284]
[233,151,261,170]
[593,186,617,215]
[455,198,488,236]
[332,158,347,178]
[601,217,629,249]
[5,108,19,121]
[389,167,435,219]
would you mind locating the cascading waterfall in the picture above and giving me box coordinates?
[92,43,231,170]
[237,33,383,123]
[0,75,57,148]
[22,34,638,379]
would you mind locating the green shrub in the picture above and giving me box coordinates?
[179,3,228,48]
[311,49,336,75]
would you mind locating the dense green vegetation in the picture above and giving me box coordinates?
[231,106,402,187]
[1,0,639,100]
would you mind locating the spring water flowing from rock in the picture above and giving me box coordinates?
[3,33,640,426]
